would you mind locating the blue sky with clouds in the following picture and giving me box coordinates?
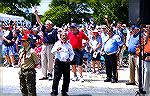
[36,0,52,15]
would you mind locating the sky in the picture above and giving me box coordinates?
[37,0,93,15]
[36,0,52,15]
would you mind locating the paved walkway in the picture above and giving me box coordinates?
[0,67,138,96]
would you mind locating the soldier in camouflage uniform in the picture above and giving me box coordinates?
[18,35,39,96]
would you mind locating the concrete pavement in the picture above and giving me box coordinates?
[0,67,138,96]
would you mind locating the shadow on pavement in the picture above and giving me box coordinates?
[84,79,103,82]
[70,94,92,96]
[118,80,128,83]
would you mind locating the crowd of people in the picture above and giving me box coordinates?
[0,11,150,96]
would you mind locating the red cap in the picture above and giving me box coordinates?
[9,25,13,29]
[20,35,30,41]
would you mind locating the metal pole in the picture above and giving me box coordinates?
[135,0,146,94]
[136,25,146,95]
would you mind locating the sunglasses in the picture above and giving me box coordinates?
[21,40,28,42]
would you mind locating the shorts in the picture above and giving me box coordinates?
[83,49,89,59]
[3,45,15,56]
[91,51,100,61]
[71,49,83,65]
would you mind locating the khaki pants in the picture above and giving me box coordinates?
[41,44,54,77]
[144,61,150,96]
[128,54,138,83]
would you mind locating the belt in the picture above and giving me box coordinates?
[43,43,52,45]
[144,53,150,56]
[21,68,35,72]
[129,52,136,55]
[74,48,81,51]
[55,58,69,64]
[60,61,68,63]
[105,51,116,55]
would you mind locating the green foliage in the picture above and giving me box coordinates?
[42,0,128,26]
[0,0,41,19]
[87,0,128,24]
[42,4,72,27]
[1,0,128,26]
[42,0,92,26]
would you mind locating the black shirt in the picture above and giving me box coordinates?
[2,30,14,46]
[41,25,58,44]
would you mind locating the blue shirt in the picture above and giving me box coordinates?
[114,29,124,43]
[29,34,41,48]
[41,25,58,44]
[16,34,22,47]
[128,33,139,53]
[104,34,123,54]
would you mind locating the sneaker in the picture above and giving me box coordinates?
[6,64,13,67]
[104,78,111,82]
[79,76,84,82]
[51,92,57,96]
[111,77,118,83]
[126,82,136,85]
[13,65,19,68]
[72,76,78,81]
[48,73,53,80]
[3,61,8,66]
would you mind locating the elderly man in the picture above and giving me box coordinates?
[126,25,140,85]
[34,9,58,80]
[51,31,75,96]
[103,27,123,83]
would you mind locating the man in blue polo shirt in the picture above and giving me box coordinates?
[34,10,58,80]
[126,25,140,85]
[103,27,123,83]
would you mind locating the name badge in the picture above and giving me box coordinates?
[48,32,52,35]
[33,37,36,39]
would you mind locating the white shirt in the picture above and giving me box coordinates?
[101,32,109,45]
[125,29,131,47]
[51,40,75,62]
[3,30,10,37]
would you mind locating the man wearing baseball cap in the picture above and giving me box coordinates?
[126,25,140,85]
[68,23,89,82]
[34,8,58,81]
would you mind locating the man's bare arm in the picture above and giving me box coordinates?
[34,10,43,27]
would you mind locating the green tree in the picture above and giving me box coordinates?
[42,4,72,27]
[42,0,92,26]
[0,0,41,19]
[42,0,128,26]
[87,0,128,24]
